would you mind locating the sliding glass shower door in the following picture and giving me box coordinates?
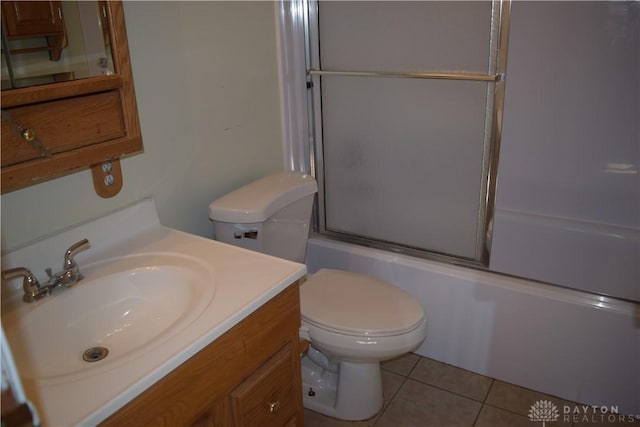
[307,1,509,264]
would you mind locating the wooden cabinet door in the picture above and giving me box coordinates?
[230,344,298,427]
[2,1,64,38]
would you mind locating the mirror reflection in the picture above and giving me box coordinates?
[1,0,113,90]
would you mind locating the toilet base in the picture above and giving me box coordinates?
[301,347,384,421]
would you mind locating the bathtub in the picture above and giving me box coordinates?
[306,236,640,415]
[490,208,639,301]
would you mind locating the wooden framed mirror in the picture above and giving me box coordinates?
[1,0,142,196]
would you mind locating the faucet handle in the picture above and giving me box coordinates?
[2,267,39,283]
[63,238,91,270]
[61,239,91,287]
[2,267,41,302]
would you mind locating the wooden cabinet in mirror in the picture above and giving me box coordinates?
[1,0,142,196]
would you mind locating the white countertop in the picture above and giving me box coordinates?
[1,199,306,426]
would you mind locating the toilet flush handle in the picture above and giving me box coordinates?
[233,230,258,239]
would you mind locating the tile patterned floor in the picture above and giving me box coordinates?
[304,353,639,427]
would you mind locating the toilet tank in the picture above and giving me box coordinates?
[209,171,318,262]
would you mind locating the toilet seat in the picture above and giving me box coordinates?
[300,269,425,337]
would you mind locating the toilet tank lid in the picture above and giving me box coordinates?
[209,171,318,223]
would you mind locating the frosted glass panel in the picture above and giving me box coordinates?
[314,0,499,262]
[321,77,489,259]
[319,1,492,72]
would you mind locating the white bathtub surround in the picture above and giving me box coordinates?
[306,237,640,415]
[1,199,306,426]
[493,2,639,300]
[491,208,639,301]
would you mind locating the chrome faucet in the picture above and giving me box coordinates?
[2,238,91,303]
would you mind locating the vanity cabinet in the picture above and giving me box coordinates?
[100,283,304,427]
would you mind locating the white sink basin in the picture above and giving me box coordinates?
[3,253,215,381]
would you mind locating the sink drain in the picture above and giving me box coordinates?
[82,346,109,362]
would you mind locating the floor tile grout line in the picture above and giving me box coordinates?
[481,378,495,404]
[379,374,492,427]
[470,379,496,427]
[380,354,421,378]
[481,401,559,423]
[385,354,501,416]
[411,355,496,381]
[406,355,421,377]
[406,355,497,402]
[372,374,411,427]
[374,355,421,426]
[403,375,492,406]
[471,404,484,427]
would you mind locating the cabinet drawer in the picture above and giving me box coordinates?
[1,91,125,167]
[231,343,297,427]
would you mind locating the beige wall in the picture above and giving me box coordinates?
[1,1,284,252]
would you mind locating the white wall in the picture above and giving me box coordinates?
[0,1,284,252]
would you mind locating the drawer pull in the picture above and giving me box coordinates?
[21,128,35,142]
[20,127,51,157]
[267,400,281,413]
[1,110,52,158]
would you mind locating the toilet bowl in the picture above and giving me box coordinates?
[209,171,428,420]
[299,268,427,419]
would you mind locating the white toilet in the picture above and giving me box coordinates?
[209,171,428,421]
